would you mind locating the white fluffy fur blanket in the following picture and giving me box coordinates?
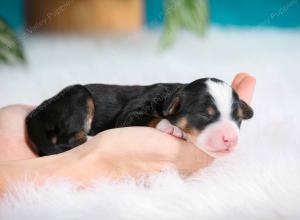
[0,27,300,220]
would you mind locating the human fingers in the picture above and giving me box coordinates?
[231,72,251,89]
[235,75,256,105]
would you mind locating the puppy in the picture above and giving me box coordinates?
[26,78,253,157]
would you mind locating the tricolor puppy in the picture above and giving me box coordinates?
[26,78,253,157]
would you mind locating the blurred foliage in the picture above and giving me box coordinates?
[161,0,208,49]
[0,18,25,64]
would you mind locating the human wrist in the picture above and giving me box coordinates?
[49,137,118,182]
[173,142,215,176]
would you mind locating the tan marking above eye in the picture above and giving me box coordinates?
[207,106,215,116]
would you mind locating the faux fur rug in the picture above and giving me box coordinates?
[0,27,300,220]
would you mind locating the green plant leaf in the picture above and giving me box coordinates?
[160,0,181,49]
[161,0,208,49]
[0,18,25,64]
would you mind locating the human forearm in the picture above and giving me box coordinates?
[0,156,56,195]
[0,128,214,196]
[0,135,136,196]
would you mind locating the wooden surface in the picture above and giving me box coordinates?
[26,0,143,33]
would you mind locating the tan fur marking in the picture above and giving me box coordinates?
[75,130,87,142]
[184,128,200,143]
[85,97,95,133]
[148,117,162,128]
[177,117,188,131]
[168,96,180,115]
[177,117,200,142]
[237,107,243,119]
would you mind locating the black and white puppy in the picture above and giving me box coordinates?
[26,78,253,157]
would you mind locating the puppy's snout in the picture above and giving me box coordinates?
[222,133,238,148]
[196,120,240,156]
[213,125,239,151]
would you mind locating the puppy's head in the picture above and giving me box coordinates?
[163,78,253,158]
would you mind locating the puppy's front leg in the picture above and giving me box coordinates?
[156,119,185,139]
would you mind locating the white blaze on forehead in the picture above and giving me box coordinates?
[206,79,233,119]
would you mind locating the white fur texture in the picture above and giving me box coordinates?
[1,27,300,220]
[206,79,233,119]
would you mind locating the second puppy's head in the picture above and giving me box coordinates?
[163,78,253,158]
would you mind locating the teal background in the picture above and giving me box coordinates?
[145,0,300,27]
[145,0,165,27]
[1,0,300,30]
[0,0,24,30]
[209,0,300,27]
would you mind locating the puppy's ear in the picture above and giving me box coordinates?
[163,96,181,117]
[239,100,254,120]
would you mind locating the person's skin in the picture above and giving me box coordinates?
[0,73,255,194]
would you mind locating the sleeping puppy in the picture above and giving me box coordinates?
[26,78,253,157]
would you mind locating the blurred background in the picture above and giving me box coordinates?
[0,0,300,107]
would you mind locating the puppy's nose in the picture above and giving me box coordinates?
[222,134,238,148]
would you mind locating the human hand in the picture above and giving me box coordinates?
[54,126,213,182]
[0,105,37,161]
[52,73,256,182]
[0,73,256,185]
[231,73,256,105]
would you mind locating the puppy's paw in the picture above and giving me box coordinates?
[156,119,185,139]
